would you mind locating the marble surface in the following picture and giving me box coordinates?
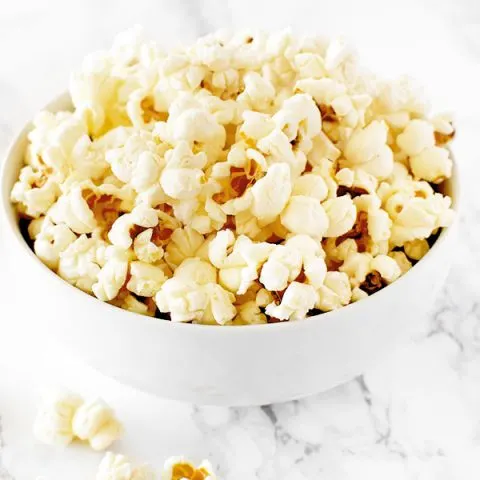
[1,0,480,478]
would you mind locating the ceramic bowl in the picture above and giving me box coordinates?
[0,93,460,406]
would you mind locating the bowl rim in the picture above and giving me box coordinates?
[0,92,462,334]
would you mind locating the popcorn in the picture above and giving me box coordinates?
[284,234,325,261]
[237,72,276,111]
[109,204,159,249]
[340,252,401,291]
[323,196,357,237]
[280,196,329,239]
[308,131,341,163]
[239,111,275,143]
[295,78,346,106]
[260,245,303,291]
[14,28,456,322]
[292,173,328,201]
[154,95,226,161]
[272,93,322,150]
[336,168,378,195]
[324,36,352,72]
[92,256,129,301]
[33,219,77,269]
[293,52,326,79]
[164,227,205,269]
[390,193,454,246]
[203,282,237,325]
[310,157,338,199]
[257,130,306,178]
[304,256,328,289]
[343,121,394,179]
[58,235,105,293]
[155,277,209,323]
[374,76,428,117]
[370,254,402,283]
[174,257,217,285]
[256,288,274,307]
[162,456,217,480]
[250,163,292,226]
[48,186,97,234]
[208,229,235,268]
[113,293,156,316]
[33,389,83,446]
[210,68,241,99]
[316,272,352,312]
[72,398,123,451]
[349,194,391,249]
[209,231,274,294]
[160,168,204,200]
[284,234,327,288]
[27,111,92,181]
[431,112,455,139]
[351,286,368,302]
[409,146,452,183]
[34,390,122,452]
[155,259,236,325]
[338,252,370,287]
[133,229,165,264]
[96,452,155,480]
[396,119,435,156]
[323,237,358,265]
[235,300,267,324]
[389,251,413,274]
[367,205,392,244]
[106,131,165,193]
[160,142,207,200]
[127,261,167,297]
[265,282,318,321]
[404,238,430,261]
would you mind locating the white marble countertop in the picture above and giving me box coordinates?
[1,0,480,478]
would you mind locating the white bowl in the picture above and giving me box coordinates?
[0,93,460,406]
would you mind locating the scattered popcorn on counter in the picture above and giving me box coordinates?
[96,452,155,480]
[72,398,123,451]
[33,389,83,446]
[33,390,122,451]
[161,456,217,480]
[11,26,456,324]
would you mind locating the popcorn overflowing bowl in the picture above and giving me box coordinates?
[1,28,459,405]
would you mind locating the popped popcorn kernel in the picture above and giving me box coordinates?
[265,281,318,321]
[72,398,123,451]
[316,271,352,312]
[280,195,329,238]
[404,238,430,261]
[13,27,455,324]
[343,120,394,179]
[396,119,435,156]
[96,452,155,480]
[34,390,122,453]
[409,146,452,184]
[323,195,357,238]
[127,261,167,297]
[389,250,413,274]
[162,456,217,480]
[33,390,83,446]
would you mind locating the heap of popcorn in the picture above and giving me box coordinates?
[11,26,455,325]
